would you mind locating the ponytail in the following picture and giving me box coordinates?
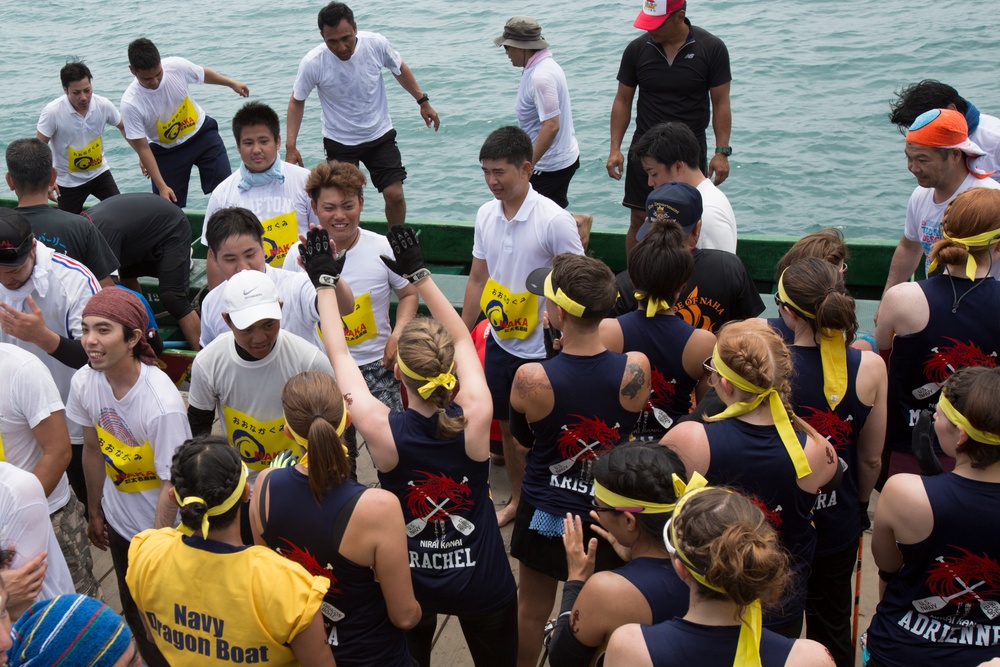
[282,372,351,503]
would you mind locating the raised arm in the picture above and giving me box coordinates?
[202,67,249,97]
[392,62,439,131]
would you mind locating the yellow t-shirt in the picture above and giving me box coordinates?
[127,528,329,666]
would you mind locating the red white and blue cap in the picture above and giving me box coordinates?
[906,108,994,179]
[634,0,685,30]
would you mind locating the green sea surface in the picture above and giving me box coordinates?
[2,0,998,239]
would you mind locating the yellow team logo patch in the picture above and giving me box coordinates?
[260,212,298,266]
[480,278,538,340]
[68,137,103,172]
[0,432,5,461]
[341,292,378,347]
[156,96,198,144]
[96,425,160,493]
[222,405,288,471]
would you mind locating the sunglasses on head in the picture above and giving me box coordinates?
[0,236,31,264]
[591,497,644,514]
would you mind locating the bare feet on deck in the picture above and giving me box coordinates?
[496,500,518,528]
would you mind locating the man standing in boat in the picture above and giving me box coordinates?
[461,126,584,528]
[285,1,440,229]
[119,38,249,208]
[494,15,593,248]
[35,61,125,214]
[607,0,732,255]
[882,108,1000,298]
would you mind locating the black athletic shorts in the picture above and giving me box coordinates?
[530,158,580,209]
[484,334,539,422]
[324,129,407,193]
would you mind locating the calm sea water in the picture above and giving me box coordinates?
[2,0,999,239]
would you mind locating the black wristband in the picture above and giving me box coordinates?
[416,94,429,105]
[878,568,899,583]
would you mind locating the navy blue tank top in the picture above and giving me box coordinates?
[641,618,796,666]
[380,405,516,616]
[261,471,410,667]
[886,275,1000,452]
[617,311,699,439]
[615,557,689,622]
[704,418,817,626]
[767,316,795,344]
[521,350,640,518]
[867,474,1000,667]
[790,345,871,554]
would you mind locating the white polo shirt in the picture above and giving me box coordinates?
[0,343,70,513]
[284,228,409,365]
[200,264,321,350]
[696,178,738,253]
[66,362,189,541]
[120,57,206,149]
[292,32,402,145]
[201,160,319,269]
[472,186,584,359]
[37,94,121,187]
[0,243,100,446]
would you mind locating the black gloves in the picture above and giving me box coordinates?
[299,227,346,290]
[380,225,430,284]
[911,408,944,476]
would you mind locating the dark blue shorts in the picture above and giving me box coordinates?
[484,334,539,422]
[149,115,231,208]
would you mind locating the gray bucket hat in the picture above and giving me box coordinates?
[493,16,549,50]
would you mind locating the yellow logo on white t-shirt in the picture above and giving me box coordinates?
[0,432,5,461]
[260,212,298,266]
[96,425,160,493]
[222,405,288,471]
[480,278,538,340]
[341,292,378,346]
[156,96,198,144]
[68,137,104,172]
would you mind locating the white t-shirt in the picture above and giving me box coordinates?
[200,264,321,350]
[37,94,121,187]
[66,363,190,540]
[0,243,100,446]
[696,178,737,253]
[200,161,319,267]
[0,344,70,513]
[0,463,74,602]
[971,113,1000,183]
[904,173,1000,272]
[517,50,579,173]
[472,186,585,358]
[284,228,409,365]
[120,57,206,149]
[292,32,402,145]
[187,330,334,477]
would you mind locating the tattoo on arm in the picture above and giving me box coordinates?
[825,444,835,466]
[516,368,551,400]
[621,362,646,399]
[570,609,581,635]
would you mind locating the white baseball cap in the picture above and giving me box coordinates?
[222,270,282,330]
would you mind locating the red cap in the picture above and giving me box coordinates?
[634,0,685,30]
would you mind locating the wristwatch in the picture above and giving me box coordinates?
[416,94,429,106]
[715,146,733,157]
[407,268,431,284]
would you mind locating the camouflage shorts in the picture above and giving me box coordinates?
[50,490,102,599]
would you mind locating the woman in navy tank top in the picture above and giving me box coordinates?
[599,220,716,440]
[876,188,1000,478]
[547,443,690,666]
[311,226,518,667]
[603,486,834,667]
[866,367,1000,667]
[250,372,421,666]
[778,258,887,666]
[663,320,838,635]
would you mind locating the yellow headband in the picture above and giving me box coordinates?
[634,291,672,318]
[777,271,848,410]
[397,354,457,400]
[543,271,587,317]
[174,462,249,540]
[668,485,762,667]
[928,227,1000,279]
[939,392,1000,446]
[594,480,678,513]
[284,401,350,466]
[707,348,812,478]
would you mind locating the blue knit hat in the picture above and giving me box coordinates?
[9,595,133,667]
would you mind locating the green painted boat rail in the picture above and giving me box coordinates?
[1,196,907,308]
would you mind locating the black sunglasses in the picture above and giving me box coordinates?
[0,236,31,264]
